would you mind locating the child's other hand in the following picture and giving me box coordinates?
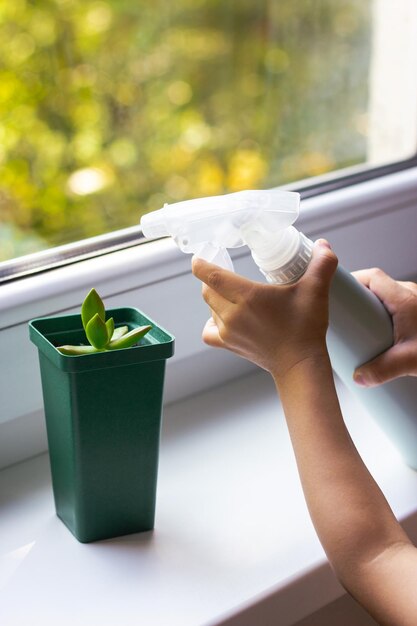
[353,268,417,386]
[192,239,338,383]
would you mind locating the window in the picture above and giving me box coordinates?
[1,0,416,267]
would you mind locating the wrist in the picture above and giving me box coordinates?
[271,345,331,390]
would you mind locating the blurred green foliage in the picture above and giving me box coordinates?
[0,0,371,262]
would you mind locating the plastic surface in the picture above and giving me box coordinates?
[257,230,313,284]
[29,308,175,542]
[327,267,417,470]
[194,242,235,271]
[141,189,300,272]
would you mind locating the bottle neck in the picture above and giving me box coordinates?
[249,227,313,284]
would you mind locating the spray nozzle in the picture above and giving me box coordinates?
[140,189,301,273]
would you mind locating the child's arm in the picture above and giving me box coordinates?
[192,241,417,626]
[278,352,417,626]
[353,268,417,386]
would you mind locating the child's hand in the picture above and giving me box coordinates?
[353,268,417,386]
[192,239,338,383]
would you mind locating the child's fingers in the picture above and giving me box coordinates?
[201,283,233,321]
[396,280,417,296]
[301,239,338,295]
[352,268,378,288]
[192,256,255,303]
[354,343,417,387]
[352,268,413,315]
[201,316,226,349]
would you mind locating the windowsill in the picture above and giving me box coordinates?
[1,371,417,626]
[2,165,417,470]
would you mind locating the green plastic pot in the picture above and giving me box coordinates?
[29,307,174,543]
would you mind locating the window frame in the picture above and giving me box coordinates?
[1,161,417,470]
[1,154,417,285]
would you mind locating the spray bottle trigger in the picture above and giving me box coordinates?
[194,243,234,271]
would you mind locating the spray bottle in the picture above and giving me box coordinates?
[141,190,417,469]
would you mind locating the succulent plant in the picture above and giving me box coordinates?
[57,288,152,355]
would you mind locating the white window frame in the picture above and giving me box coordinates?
[1,165,417,470]
[368,0,417,164]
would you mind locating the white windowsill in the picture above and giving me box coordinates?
[1,371,417,626]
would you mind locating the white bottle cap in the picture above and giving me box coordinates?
[248,227,313,284]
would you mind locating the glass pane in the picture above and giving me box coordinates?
[0,0,415,263]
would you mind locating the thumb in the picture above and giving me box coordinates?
[302,239,338,295]
[353,344,414,387]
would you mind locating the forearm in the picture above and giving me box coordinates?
[273,351,409,589]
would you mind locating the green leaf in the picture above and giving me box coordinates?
[108,325,152,350]
[85,313,110,350]
[111,325,129,341]
[81,288,105,332]
[57,345,100,355]
[106,317,115,343]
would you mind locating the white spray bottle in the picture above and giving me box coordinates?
[141,190,417,469]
